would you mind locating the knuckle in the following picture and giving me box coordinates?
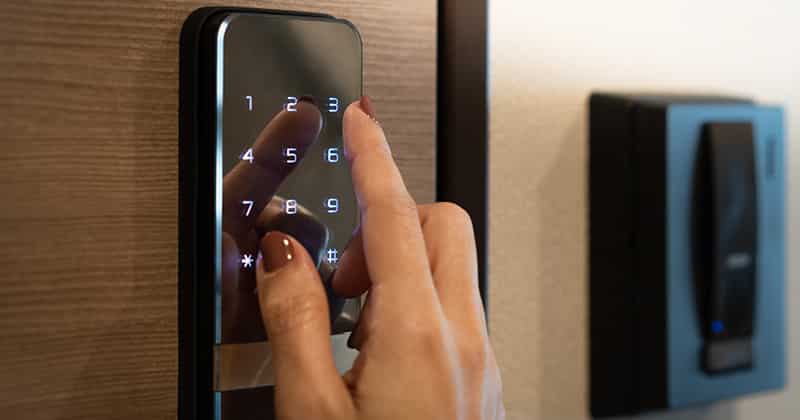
[365,193,418,221]
[400,314,446,347]
[260,292,327,337]
[428,202,473,232]
[459,340,490,373]
[438,201,471,221]
[390,194,420,219]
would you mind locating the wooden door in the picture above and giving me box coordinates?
[0,1,436,418]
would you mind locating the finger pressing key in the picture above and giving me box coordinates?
[342,97,437,308]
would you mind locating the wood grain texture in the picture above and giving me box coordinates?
[0,1,435,418]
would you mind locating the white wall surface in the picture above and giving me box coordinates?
[487,1,799,419]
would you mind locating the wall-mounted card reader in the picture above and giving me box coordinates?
[589,93,786,418]
[695,122,757,374]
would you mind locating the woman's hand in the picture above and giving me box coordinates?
[255,97,504,419]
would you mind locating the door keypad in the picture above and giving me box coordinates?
[221,90,358,345]
[200,11,364,410]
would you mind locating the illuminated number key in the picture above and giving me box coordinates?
[327,97,339,113]
[325,197,339,214]
[285,147,298,164]
[285,199,298,215]
[242,200,254,216]
[285,96,298,112]
[241,148,254,163]
[325,147,340,163]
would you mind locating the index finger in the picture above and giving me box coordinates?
[223,98,322,241]
[342,97,435,299]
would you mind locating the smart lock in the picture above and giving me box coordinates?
[179,8,362,420]
[589,93,786,417]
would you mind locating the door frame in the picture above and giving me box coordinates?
[437,0,489,314]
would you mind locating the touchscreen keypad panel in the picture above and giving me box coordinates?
[216,13,361,346]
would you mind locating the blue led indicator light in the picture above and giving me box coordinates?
[711,320,725,334]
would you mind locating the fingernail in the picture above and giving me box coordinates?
[260,232,294,273]
[359,95,377,120]
[298,95,316,105]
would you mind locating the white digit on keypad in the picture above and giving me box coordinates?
[325,198,339,214]
[242,200,254,216]
[285,147,298,164]
[241,148,254,163]
[286,96,298,112]
[285,199,298,215]
[327,97,339,113]
[325,147,340,163]
[244,95,253,111]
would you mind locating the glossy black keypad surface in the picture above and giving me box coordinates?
[216,13,361,344]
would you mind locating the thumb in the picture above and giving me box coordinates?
[256,232,352,417]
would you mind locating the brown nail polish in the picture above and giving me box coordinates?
[359,95,376,120]
[261,232,294,273]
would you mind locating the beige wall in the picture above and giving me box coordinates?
[488,1,799,419]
